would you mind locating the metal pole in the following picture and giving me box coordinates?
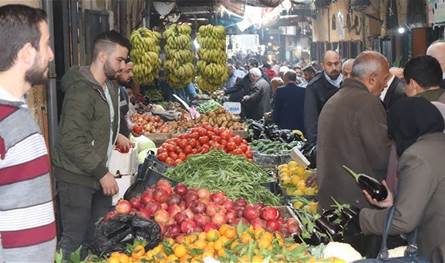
[42,0,58,155]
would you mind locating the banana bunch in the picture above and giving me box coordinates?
[196,24,228,93]
[130,27,161,85]
[163,23,195,89]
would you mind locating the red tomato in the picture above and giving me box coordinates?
[168,144,178,152]
[165,157,174,166]
[190,139,198,148]
[220,139,227,147]
[232,148,243,155]
[157,152,168,162]
[191,148,198,154]
[233,135,243,144]
[169,152,178,160]
[199,136,209,145]
[201,145,210,153]
[157,147,167,155]
[198,128,207,136]
[190,132,200,139]
[226,142,236,152]
[178,152,186,161]
[211,135,220,142]
[246,151,253,159]
[239,144,248,153]
[174,159,182,166]
[184,145,193,154]
[178,139,187,148]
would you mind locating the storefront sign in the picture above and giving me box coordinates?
[223,102,241,114]
[428,0,445,24]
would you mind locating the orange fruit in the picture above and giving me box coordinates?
[198,232,207,240]
[240,232,252,244]
[173,244,187,258]
[219,224,230,236]
[206,229,220,241]
[194,239,206,249]
[107,257,119,263]
[214,239,225,251]
[217,249,226,257]
[252,255,265,263]
[118,254,130,263]
[224,227,237,239]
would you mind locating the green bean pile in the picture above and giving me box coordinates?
[164,150,281,205]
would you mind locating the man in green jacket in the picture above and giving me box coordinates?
[53,30,132,258]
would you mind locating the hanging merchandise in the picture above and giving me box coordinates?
[163,23,195,89]
[130,27,162,85]
[196,25,229,94]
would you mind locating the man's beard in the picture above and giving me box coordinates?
[104,60,118,80]
[25,56,48,85]
[327,70,340,80]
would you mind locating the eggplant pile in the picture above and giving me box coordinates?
[342,165,388,201]
[293,200,359,246]
[247,119,305,144]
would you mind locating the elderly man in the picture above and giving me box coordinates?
[426,41,445,82]
[342,58,354,79]
[316,51,392,256]
[317,51,391,210]
[241,68,272,120]
[304,50,343,146]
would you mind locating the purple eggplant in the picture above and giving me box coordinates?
[342,165,388,201]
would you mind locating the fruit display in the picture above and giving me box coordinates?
[196,25,229,93]
[163,23,195,89]
[196,99,221,114]
[106,223,312,263]
[130,27,161,85]
[108,180,298,239]
[291,196,318,215]
[156,125,252,166]
[130,113,173,134]
[194,107,245,131]
[165,151,281,205]
[278,161,318,197]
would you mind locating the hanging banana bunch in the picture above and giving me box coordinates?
[130,27,161,85]
[163,23,195,89]
[196,25,229,94]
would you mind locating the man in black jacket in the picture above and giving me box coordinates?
[272,70,305,130]
[304,50,343,145]
[380,72,405,111]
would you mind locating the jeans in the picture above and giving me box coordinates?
[56,180,111,259]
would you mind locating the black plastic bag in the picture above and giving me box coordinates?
[123,151,174,200]
[91,215,162,255]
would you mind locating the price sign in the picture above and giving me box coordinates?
[223,102,241,114]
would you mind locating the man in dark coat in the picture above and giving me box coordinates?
[242,68,272,120]
[316,51,392,257]
[272,70,305,130]
[380,73,406,110]
[304,50,343,146]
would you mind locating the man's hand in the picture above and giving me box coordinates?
[99,172,119,196]
[242,95,249,102]
[363,180,393,208]
[116,133,134,153]
[305,174,317,187]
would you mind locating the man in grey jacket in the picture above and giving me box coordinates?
[241,67,272,120]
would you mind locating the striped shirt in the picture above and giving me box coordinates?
[0,90,56,263]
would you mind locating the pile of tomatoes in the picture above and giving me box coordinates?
[157,125,252,166]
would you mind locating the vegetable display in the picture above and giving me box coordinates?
[156,125,252,166]
[247,120,305,144]
[250,139,300,155]
[194,107,245,131]
[129,27,161,85]
[165,151,281,205]
[196,100,221,114]
[342,165,388,201]
[163,23,195,89]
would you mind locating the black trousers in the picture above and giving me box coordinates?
[57,180,112,259]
